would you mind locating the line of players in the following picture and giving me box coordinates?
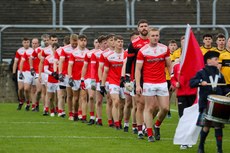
[12,19,230,143]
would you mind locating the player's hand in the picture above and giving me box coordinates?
[59,73,65,82]
[135,85,142,96]
[91,79,96,90]
[30,68,36,76]
[68,77,75,87]
[100,86,107,97]
[12,73,17,81]
[51,72,59,80]
[19,72,24,80]
[80,80,86,90]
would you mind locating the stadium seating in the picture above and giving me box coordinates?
[0,0,229,59]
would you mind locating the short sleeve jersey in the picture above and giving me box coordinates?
[69,47,89,80]
[219,50,230,84]
[84,49,96,79]
[91,49,103,82]
[104,51,126,86]
[126,36,150,80]
[60,44,75,75]
[31,47,42,73]
[14,47,26,70]
[21,47,34,72]
[44,55,58,83]
[136,43,170,83]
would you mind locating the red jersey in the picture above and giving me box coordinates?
[44,55,58,83]
[126,36,150,80]
[69,47,89,80]
[41,45,52,59]
[104,51,126,86]
[21,47,34,72]
[14,47,26,70]
[54,47,63,62]
[136,43,170,83]
[31,47,42,73]
[60,44,75,75]
[84,49,96,79]
[91,49,103,82]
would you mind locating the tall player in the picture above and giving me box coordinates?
[19,40,35,111]
[68,34,89,122]
[98,33,115,126]
[135,28,172,142]
[13,38,31,110]
[54,35,70,117]
[81,38,100,125]
[122,30,139,132]
[59,34,78,120]
[91,35,108,126]
[124,19,150,138]
[29,34,50,112]
[100,35,126,129]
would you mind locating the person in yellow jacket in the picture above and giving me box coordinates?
[165,39,178,118]
[214,33,227,54]
[200,34,216,55]
[219,37,230,87]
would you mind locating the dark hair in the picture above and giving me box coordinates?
[63,35,70,45]
[106,33,115,40]
[50,34,58,39]
[114,35,123,41]
[78,34,87,40]
[202,34,213,39]
[216,33,225,40]
[22,37,30,41]
[130,30,139,38]
[168,39,177,45]
[97,35,107,43]
[52,43,59,49]
[137,19,149,27]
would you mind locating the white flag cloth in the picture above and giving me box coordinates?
[173,103,202,145]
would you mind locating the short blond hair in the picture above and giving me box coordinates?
[70,34,78,41]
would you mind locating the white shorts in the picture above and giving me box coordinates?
[59,75,69,87]
[109,84,125,99]
[47,82,58,93]
[41,72,48,85]
[96,82,101,91]
[85,78,91,90]
[17,71,24,82]
[105,81,110,92]
[23,71,34,85]
[72,80,81,91]
[142,82,169,96]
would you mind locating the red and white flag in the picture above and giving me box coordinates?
[173,24,204,145]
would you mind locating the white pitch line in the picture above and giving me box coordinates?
[0,136,229,142]
[170,109,178,112]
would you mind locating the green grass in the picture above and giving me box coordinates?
[0,103,229,153]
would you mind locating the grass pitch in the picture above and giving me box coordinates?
[0,103,229,153]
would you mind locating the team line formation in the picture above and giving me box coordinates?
[12,19,230,153]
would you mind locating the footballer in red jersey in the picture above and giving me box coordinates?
[13,38,30,110]
[135,28,172,142]
[125,19,150,138]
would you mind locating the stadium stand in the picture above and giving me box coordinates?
[0,0,229,60]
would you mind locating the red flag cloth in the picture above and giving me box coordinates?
[179,26,205,103]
